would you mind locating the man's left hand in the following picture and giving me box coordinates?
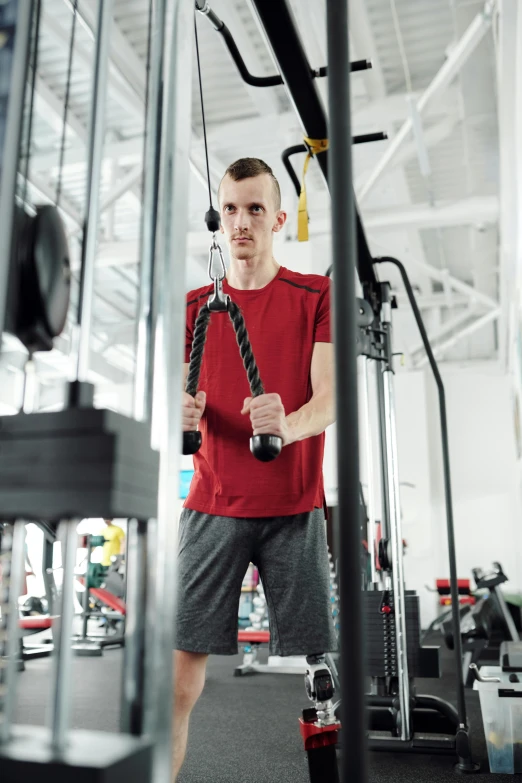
[241,393,292,446]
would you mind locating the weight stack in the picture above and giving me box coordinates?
[0,408,159,521]
[364,590,425,678]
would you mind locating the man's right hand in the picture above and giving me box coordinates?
[182,390,206,431]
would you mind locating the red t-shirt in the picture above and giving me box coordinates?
[184,266,331,517]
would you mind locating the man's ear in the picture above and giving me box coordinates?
[273,210,287,233]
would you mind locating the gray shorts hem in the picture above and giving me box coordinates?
[176,643,238,656]
[270,643,338,657]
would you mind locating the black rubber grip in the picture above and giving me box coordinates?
[250,434,283,462]
[183,430,202,455]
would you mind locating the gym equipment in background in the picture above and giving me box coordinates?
[442,563,522,687]
[0,2,167,779]
[73,534,126,657]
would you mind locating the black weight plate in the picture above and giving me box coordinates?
[32,204,71,336]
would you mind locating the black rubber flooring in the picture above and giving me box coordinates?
[12,635,515,782]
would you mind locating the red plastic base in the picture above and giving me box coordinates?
[299,717,341,751]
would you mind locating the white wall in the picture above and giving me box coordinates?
[324,361,522,628]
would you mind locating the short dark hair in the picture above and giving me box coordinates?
[219,157,281,210]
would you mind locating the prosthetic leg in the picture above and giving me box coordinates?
[300,654,341,783]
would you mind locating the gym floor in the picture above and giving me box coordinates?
[14,635,511,782]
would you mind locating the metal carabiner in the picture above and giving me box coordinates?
[207,237,229,312]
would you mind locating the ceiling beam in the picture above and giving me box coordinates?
[364,196,498,232]
[357,0,496,204]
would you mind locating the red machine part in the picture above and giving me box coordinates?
[77,576,126,615]
[299,717,341,751]
[238,630,270,644]
[18,616,54,631]
[436,578,475,607]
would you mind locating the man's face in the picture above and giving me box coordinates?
[219,174,286,261]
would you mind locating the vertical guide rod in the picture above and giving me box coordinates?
[121,519,148,735]
[133,0,165,424]
[0,521,27,743]
[376,365,391,541]
[145,0,194,780]
[359,357,378,586]
[0,0,34,337]
[74,0,112,382]
[48,520,78,753]
[326,2,367,783]
[382,368,411,740]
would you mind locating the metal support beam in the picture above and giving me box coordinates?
[357,0,496,204]
[415,308,500,367]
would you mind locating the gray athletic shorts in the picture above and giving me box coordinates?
[174,507,338,657]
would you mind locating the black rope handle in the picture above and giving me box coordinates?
[183,301,282,462]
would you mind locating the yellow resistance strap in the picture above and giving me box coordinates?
[298,137,329,242]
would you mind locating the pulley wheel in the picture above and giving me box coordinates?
[15,204,71,352]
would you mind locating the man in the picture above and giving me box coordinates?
[174,158,336,779]
[100,519,125,569]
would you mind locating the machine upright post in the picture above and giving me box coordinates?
[121,519,149,736]
[144,1,194,780]
[0,521,27,743]
[326,1,367,782]
[0,0,34,337]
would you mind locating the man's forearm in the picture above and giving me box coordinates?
[285,391,335,446]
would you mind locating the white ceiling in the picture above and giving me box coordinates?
[1,0,504,412]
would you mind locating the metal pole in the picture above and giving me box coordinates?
[121,519,148,736]
[134,0,166,423]
[80,538,90,641]
[382,369,411,741]
[375,364,391,540]
[326,2,367,783]
[0,0,34,337]
[48,520,78,754]
[145,1,194,780]
[74,0,112,382]
[0,521,26,743]
[359,357,378,586]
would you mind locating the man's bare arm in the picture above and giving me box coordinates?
[285,342,335,446]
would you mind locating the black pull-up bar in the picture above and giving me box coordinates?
[195,1,372,88]
[250,0,377,290]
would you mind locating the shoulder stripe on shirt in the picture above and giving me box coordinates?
[278,278,321,294]
[187,292,210,307]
